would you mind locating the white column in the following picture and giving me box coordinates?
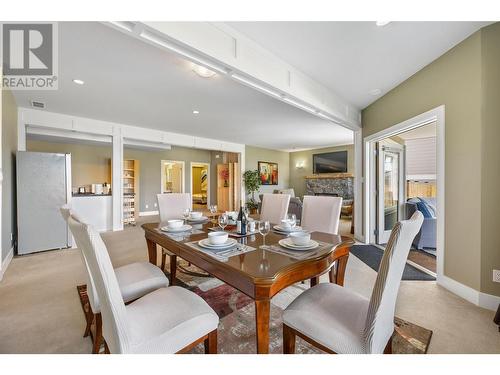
[353,129,364,242]
[112,126,123,231]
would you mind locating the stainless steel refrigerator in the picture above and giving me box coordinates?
[17,151,72,255]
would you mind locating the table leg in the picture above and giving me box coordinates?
[310,276,320,287]
[146,238,157,265]
[331,254,349,286]
[169,254,177,286]
[255,299,270,354]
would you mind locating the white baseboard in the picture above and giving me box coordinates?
[0,247,14,281]
[438,275,500,311]
[139,210,159,217]
[479,292,500,311]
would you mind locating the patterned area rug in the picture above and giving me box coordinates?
[76,263,432,354]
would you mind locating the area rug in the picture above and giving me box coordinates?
[77,279,432,354]
[350,245,435,281]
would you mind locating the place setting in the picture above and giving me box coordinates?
[259,220,329,260]
[183,208,210,224]
[158,218,204,241]
[272,214,303,234]
[186,231,256,261]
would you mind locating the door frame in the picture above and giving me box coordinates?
[160,160,185,194]
[363,105,445,282]
[376,141,406,244]
[190,162,210,208]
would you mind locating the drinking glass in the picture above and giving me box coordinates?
[183,208,191,222]
[242,205,249,219]
[258,220,271,247]
[288,213,297,228]
[218,213,228,232]
[209,205,218,226]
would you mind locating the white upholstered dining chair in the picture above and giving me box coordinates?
[282,211,424,354]
[301,196,345,286]
[156,193,192,275]
[157,193,192,222]
[66,210,219,354]
[259,193,291,224]
[301,195,343,235]
[61,206,169,353]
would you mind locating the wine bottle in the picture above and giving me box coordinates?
[236,203,247,235]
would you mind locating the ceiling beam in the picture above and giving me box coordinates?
[105,21,361,131]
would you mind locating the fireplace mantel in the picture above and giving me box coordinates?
[304,173,354,180]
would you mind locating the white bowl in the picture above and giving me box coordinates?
[289,231,311,246]
[190,211,203,219]
[280,219,292,229]
[167,219,184,229]
[208,232,229,245]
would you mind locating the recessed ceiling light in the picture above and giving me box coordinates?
[375,21,391,27]
[370,88,382,96]
[73,79,85,85]
[191,63,216,78]
[192,110,200,114]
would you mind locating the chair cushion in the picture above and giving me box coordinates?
[115,262,169,303]
[126,286,219,353]
[283,283,370,354]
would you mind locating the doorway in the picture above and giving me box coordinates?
[364,106,444,280]
[161,160,185,194]
[190,162,210,209]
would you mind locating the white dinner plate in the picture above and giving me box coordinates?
[278,238,319,251]
[198,238,238,250]
[161,224,192,233]
[187,216,209,223]
[273,225,302,233]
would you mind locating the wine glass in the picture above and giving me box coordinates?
[209,205,218,226]
[183,208,191,222]
[242,205,249,219]
[288,213,297,228]
[218,213,228,232]
[258,220,271,247]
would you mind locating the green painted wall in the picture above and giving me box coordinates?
[362,24,500,297]
[289,144,354,198]
[245,145,290,196]
[1,89,18,260]
[480,23,500,297]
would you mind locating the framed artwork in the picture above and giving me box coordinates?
[258,161,278,185]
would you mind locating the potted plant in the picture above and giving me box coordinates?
[243,169,260,214]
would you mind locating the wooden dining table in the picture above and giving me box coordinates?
[142,221,354,354]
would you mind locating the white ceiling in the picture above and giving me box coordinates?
[12,22,353,152]
[398,122,436,140]
[226,21,491,108]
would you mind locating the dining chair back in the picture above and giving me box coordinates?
[363,210,424,352]
[60,206,101,314]
[260,193,291,224]
[157,193,192,222]
[67,214,131,353]
[301,195,343,234]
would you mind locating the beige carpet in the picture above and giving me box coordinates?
[0,217,499,354]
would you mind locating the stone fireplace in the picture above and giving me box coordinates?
[304,173,354,200]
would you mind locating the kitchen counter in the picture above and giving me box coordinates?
[72,193,112,197]
[70,195,112,231]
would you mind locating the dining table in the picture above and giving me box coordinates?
[142,219,354,354]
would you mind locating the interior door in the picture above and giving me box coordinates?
[377,141,405,244]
